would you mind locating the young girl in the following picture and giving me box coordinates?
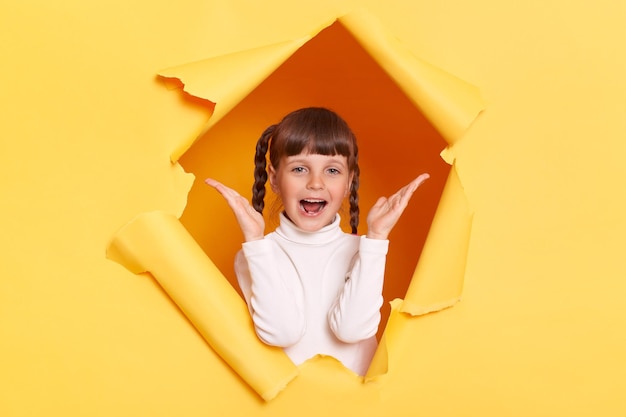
[206,107,428,375]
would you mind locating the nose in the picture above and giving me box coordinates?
[306,172,325,190]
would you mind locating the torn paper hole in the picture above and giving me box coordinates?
[107,8,483,400]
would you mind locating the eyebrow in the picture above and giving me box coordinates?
[285,156,348,166]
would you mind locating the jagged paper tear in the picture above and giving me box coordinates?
[108,8,483,400]
[106,211,298,401]
[159,9,484,162]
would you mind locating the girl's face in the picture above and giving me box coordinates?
[269,152,352,232]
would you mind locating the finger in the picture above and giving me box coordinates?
[401,173,429,195]
[383,174,428,213]
[412,173,430,189]
[205,178,235,191]
[372,196,388,210]
[204,177,220,188]
[389,183,416,207]
[398,173,430,202]
[205,178,242,200]
[205,177,227,195]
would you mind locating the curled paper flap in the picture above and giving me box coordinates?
[159,37,310,162]
[106,211,298,401]
[150,7,483,393]
[364,297,447,383]
[339,9,485,146]
[401,165,473,315]
[364,299,403,381]
[160,9,485,162]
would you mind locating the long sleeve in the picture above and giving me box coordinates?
[235,239,306,347]
[327,236,388,343]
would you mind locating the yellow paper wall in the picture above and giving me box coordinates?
[1,1,625,416]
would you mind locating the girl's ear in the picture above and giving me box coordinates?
[268,164,279,193]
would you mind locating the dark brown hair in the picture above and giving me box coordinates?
[252,107,360,234]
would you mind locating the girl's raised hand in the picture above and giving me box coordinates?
[365,173,430,240]
[205,178,265,242]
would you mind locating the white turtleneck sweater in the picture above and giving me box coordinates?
[234,213,389,376]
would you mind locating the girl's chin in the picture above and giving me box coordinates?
[285,210,334,231]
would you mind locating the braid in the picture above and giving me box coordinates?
[251,125,275,214]
[349,164,360,234]
[349,140,360,234]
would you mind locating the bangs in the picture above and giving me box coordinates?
[283,125,352,158]
[270,107,355,167]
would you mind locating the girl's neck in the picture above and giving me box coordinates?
[276,212,343,245]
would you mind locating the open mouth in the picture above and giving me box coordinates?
[300,199,327,214]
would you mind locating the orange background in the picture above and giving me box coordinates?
[177,22,451,333]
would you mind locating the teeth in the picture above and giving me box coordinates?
[300,199,326,214]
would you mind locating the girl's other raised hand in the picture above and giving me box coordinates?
[365,173,430,240]
[205,178,265,242]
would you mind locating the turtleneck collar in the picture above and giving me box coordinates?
[274,212,344,245]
